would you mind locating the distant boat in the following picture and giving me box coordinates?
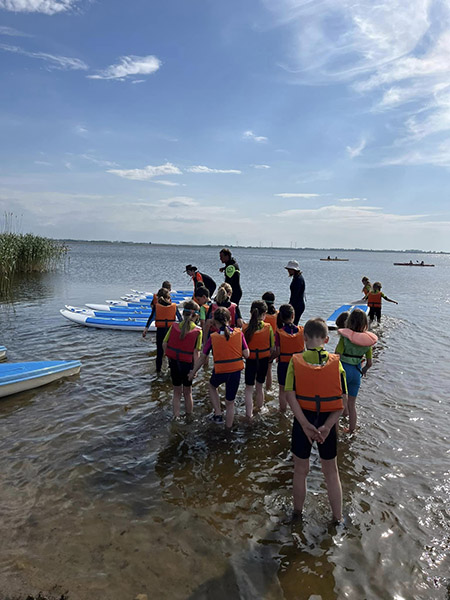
[320,257,349,261]
[393,262,435,267]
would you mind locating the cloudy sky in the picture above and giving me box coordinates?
[1,0,450,251]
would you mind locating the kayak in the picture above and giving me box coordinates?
[0,346,6,360]
[65,305,152,320]
[326,304,369,329]
[60,309,157,331]
[393,262,435,267]
[0,360,81,398]
[320,258,349,261]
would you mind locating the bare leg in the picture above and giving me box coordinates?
[279,385,287,412]
[266,362,273,390]
[255,382,264,410]
[321,458,343,521]
[209,383,222,416]
[293,456,309,513]
[183,386,193,415]
[172,385,182,418]
[347,395,357,432]
[245,384,254,418]
[225,400,235,429]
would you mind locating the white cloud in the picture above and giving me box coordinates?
[0,25,29,36]
[107,162,182,181]
[186,165,241,174]
[74,124,88,135]
[0,42,87,70]
[0,0,78,14]
[153,180,180,186]
[346,137,367,158]
[275,193,320,198]
[80,154,118,167]
[88,55,161,81]
[338,197,366,202]
[251,164,271,169]
[243,130,268,143]
[34,160,52,166]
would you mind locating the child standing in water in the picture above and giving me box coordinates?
[262,291,278,390]
[285,318,347,523]
[367,281,398,325]
[163,300,203,418]
[244,300,275,419]
[189,307,249,428]
[275,304,304,412]
[361,277,372,301]
[142,288,181,373]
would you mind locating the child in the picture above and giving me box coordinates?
[367,281,398,324]
[142,288,181,373]
[334,311,349,330]
[244,300,275,419]
[189,307,249,428]
[335,309,377,433]
[163,300,202,418]
[285,318,347,523]
[275,304,304,412]
[193,286,210,329]
[204,283,243,338]
[262,291,278,390]
[361,277,372,300]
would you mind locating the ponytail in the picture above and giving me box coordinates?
[245,300,267,343]
[213,307,231,340]
[157,287,172,306]
[215,286,230,305]
[277,304,294,329]
[179,300,199,339]
[262,291,276,315]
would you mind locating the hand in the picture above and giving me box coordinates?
[142,327,148,338]
[187,369,195,382]
[317,424,331,443]
[219,267,225,273]
[301,420,319,444]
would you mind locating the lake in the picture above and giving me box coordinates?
[1,241,449,600]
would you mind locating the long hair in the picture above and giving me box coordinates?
[157,288,172,306]
[245,300,267,343]
[346,308,368,333]
[277,304,294,329]
[262,291,276,315]
[213,307,231,340]
[179,300,199,339]
[215,283,231,305]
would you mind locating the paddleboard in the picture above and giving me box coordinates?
[65,305,152,319]
[60,309,157,331]
[0,360,81,398]
[0,346,6,360]
[326,304,369,329]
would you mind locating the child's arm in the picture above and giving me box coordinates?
[269,329,276,359]
[286,391,320,443]
[142,306,156,337]
[334,336,344,355]
[188,353,207,380]
[383,293,398,304]
[317,409,344,443]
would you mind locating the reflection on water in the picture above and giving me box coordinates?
[0,243,449,599]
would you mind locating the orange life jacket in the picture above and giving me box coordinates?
[292,353,344,413]
[211,328,244,373]
[245,322,272,360]
[154,303,177,328]
[192,272,203,287]
[165,323,201,363]
[264,312,278,335]
[278,327,304,362]
[367,291,382,308]
[211,302,237,326]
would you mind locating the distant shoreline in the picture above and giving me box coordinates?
[59,239,449,254]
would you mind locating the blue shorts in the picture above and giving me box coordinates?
[342,362,362,397]
[277,361,289,387]
[209,370,241,401]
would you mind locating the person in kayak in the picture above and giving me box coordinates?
[219,248,242,305]
[284,260,305,325]
[185,265,216,298]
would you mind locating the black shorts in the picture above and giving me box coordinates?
[291,411,337,460]
[369,306,381,321]
[169,358,193,387]
[245,357,269,385]
[277,361,289,387]
[209,370,241,401]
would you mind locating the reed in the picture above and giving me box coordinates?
[0,226,67,297]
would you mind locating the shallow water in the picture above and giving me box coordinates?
[1,242,449,599]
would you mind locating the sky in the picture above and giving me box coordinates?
[1,0,450,251]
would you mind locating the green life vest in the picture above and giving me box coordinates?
[340,337,371,366]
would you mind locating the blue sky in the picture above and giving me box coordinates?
[1,0,450,251]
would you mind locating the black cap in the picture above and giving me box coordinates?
[185,264,197,272]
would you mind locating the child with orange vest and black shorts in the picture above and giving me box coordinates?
[142,288,181,373]
[189,307,249,428]
[367,281,398,325]
[163,300,202,418]
[262,291,278,390]
[244,300,275,420]
[275,304,304,412]
[285,317,347,523]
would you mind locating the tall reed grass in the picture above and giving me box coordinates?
[0,218,67,297]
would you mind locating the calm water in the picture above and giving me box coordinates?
[0,242,449,600]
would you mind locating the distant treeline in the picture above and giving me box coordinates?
[0,232,67,297]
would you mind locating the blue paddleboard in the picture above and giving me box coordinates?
[326,304,369,329]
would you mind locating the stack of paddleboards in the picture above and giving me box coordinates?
[0,357,81,398]
[60,289,191,331]
[326,304,369,329]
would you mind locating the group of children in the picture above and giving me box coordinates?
[143,276,397,523]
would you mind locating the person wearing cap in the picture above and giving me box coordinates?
[219,248,242,305]
[185,265,216,298]
[285,260,306,325]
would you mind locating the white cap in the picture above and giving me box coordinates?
[284,260,300,271]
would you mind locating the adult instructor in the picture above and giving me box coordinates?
[219,247,242,305]
[285,260,305,325]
